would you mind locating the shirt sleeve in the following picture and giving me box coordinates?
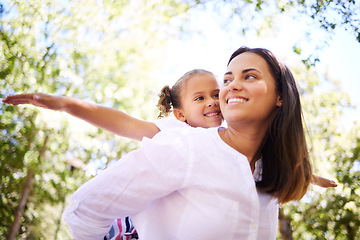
[63,129,192,240]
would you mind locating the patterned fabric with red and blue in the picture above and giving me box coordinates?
[104,216,139,240]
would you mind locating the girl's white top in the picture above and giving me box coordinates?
[64,118,278,240]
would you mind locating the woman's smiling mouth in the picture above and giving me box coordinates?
[227,97,248,104]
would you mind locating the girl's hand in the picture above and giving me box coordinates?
[312,174,338,188]
[2,93,66,111]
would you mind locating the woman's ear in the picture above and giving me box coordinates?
[173,108,187,122]
[276,96,283,107]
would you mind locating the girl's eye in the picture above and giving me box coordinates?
[213,93,219,98]
[195,96,204,101]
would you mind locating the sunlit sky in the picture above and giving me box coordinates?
[156,8,360,126]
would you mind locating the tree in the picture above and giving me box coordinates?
[284,126,360,239]
[196,0,360,65]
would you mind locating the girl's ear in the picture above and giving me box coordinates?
[173,108,186,122]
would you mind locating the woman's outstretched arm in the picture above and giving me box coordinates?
[2,93,160,141]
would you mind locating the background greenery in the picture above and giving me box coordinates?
[1,0,359,239]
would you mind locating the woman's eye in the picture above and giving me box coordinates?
[223,78,232,84]
[195,96,204,101]
[245,75,256,80]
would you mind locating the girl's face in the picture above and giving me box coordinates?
[174,73,222,128]
[219,52,281,127]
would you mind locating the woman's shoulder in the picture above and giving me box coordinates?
[153,117,188,131]
[140,127,221,166]
[150,126,220,145]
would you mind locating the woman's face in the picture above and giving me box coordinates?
[219,52,281,127]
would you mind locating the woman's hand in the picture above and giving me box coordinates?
[2,93,66,111]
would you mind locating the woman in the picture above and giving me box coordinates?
[221,47,311,203]
[64,47,312,240]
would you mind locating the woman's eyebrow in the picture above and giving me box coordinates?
[224,68,261,76]
[242,68,261,74]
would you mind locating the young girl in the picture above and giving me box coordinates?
[2,69,221,140]
[3,68,336,239]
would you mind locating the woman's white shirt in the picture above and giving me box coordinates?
[153,117,188,131]
[155,118,278,239]
[64,125,278,240]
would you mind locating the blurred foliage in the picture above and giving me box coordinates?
[284,128,360,239]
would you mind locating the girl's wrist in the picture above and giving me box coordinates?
[62,96,78,112]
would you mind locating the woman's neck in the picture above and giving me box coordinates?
[219,124,267,172]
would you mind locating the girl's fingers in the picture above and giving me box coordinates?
[2,94,36,105]
[329,180,338,187]
[3,99,30,105]
[322,180,338,188]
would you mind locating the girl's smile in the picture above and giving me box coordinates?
[175,73,223,128]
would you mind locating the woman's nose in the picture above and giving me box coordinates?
[228,79,242,91]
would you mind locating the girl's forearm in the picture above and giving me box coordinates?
[63,98,160,140]
[311,174,337,188]
[3,93,160,141]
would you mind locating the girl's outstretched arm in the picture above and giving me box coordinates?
[312,174,337,188]
[2,93,160,141]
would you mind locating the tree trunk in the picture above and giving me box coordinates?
[6,169,35,240]
[6,134,49,240]
[54,196,67,240]
[346,223,354,240]
[278,207,293,240]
